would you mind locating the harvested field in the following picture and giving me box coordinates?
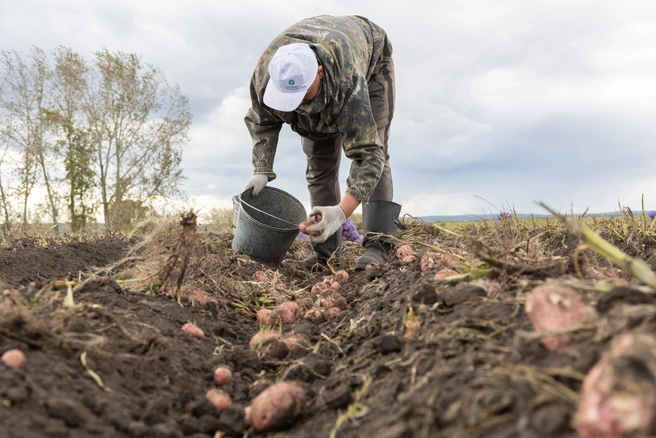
[2,210,656,438]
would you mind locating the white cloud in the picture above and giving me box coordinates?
[2,0,656,218]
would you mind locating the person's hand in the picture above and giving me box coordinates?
[308,205,346,243]
[244,174,268,197]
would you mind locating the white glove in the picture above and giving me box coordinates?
[309,205,346,243]
[244,174,268,197]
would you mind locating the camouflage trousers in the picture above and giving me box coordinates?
[301,59,395,207]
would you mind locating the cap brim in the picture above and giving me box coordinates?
[263,78,306,112]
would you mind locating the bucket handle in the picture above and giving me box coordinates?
[239,198,301,228]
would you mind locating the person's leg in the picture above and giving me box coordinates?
[302,134,342,207]
[356,59,402,270]
[368,58,395,201]
[283,134,342,270]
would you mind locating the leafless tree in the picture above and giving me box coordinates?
[83,49,191,229]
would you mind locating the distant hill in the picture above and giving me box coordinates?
[417,212,623,223]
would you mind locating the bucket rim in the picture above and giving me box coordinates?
[238,186,305,231]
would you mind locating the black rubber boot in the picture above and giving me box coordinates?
[354,201,402,270]
[283,228,341,271]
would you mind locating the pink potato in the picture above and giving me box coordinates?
[206,389,232,412]
[524,284,598,352]
[311,282,331,297]
[575,333,656,437]
[249,331,282,349]
[333,270,349,284]
[244,406,252,427]
[304,307,326,320]
[213,366,233,386]
[396,244,413,259]
[442,253,457,268]
[259,339,289,359]
[401,255,417,265]
[256,309,273,324]
[325,307,341,320]
[433,268,459,280]
[282,333,310,351]
[1,349,26,369]
[318,289,348,310]
[181,322,204,340]
[250,381,306,432]
[252,270,270,282]
[267,302,300,325]
[420,252,442,272]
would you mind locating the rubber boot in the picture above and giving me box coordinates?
[354,201,402,270]
[283,228,341,271]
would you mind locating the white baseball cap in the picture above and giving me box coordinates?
[263,43,318,112]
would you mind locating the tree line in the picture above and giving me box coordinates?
[0,46,191,233]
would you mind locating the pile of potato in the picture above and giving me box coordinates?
[524,283,656,437]
[206,364,306,432]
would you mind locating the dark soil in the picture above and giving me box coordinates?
[1,221,655,438]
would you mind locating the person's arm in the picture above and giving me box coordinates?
[244,75,284,181]
[336,77,386,203]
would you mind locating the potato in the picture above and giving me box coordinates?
[282,333,310,351]
[304,307,326,320]
[396,244,413,259]
[524,284,598,352]
[318,289,348,310]
[333,270,349,284]
[330,282,342,292]
[311,282,331,297]
[401,255,417,265]
[575,333,656,437]
[206,389,232,412]
[244,406,252,428]
[267,302,300,325]
[1,349,26,369]
[256,309,273,324]
[252,270,270,282]
[420,252,442,272]
[213,366,233,386]
[250,381,306,432]
[260,338,289,359]
[181,322,204,340]
[442,253,457,268]
[325,307,341,321]
[434,268,459,280]
[299,221,312,235]
[249,330,282,349]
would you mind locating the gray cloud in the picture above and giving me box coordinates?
[2,0,656,218]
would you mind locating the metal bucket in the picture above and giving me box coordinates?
[232,186,306,264]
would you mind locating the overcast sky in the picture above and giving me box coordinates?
[2,0,656,218]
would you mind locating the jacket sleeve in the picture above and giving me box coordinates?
[336,76,385,202]
[244,76,284,181]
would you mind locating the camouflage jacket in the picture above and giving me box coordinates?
[244,15,393,202]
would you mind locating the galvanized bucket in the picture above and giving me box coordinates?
[232,187,306,264]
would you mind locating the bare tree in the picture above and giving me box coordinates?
[0,47,59,225]
[83,49,191,229]
[48,47,96,230]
